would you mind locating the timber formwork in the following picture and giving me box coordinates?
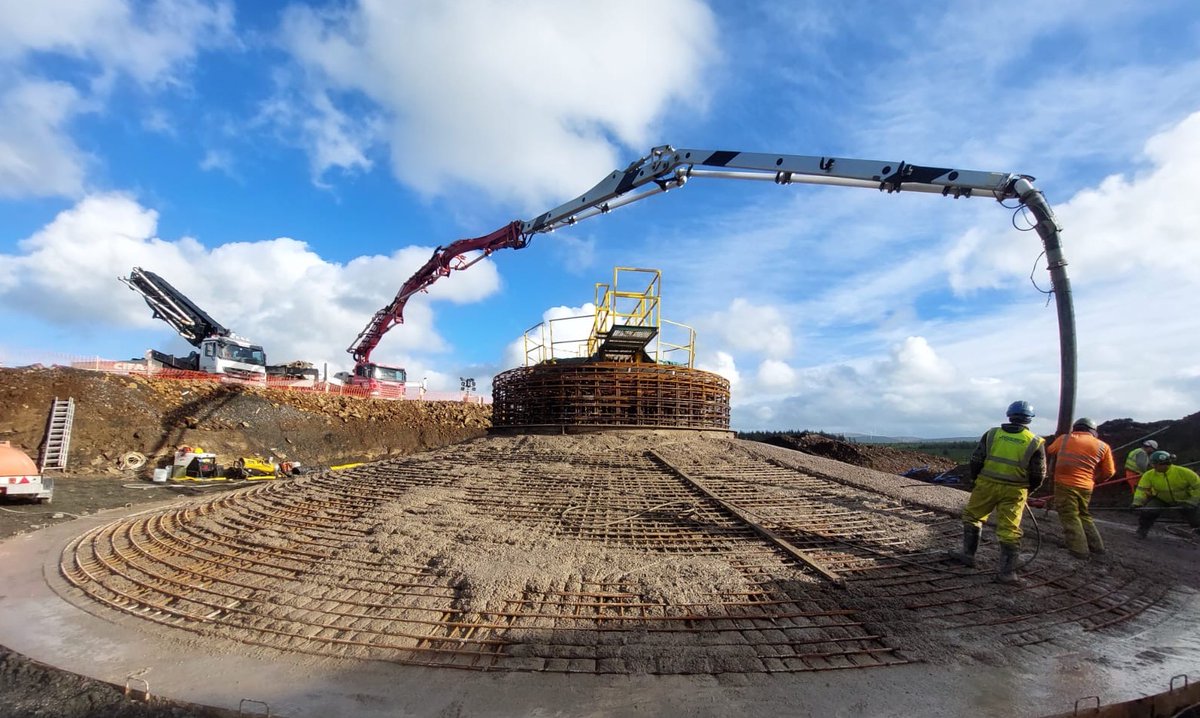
[491,361,730,431]
[60,436,1170,676]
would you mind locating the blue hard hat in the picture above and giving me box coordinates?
[1006,400,1035,422]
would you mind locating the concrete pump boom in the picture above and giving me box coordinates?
[120,267,230,347]
[355,145,1076,435]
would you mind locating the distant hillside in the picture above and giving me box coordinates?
[844,433,977,444]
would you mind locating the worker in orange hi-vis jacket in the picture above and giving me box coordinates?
[1046,417,1116,560]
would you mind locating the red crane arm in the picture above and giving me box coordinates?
[348,221,528,364]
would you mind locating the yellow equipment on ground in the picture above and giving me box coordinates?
[227,456,281,481]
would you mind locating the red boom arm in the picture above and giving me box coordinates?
[348,221,527,364]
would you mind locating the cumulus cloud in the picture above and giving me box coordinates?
[0,193,502,372]
[256,89,380,184]
[696,298,793,359]
[276,0,717,206]
[0,80,89,198]
[730,110,1200,436]
[755,358,796,390]
[0,0,235,87]
[697,350,740,387]
[0,0,234,197]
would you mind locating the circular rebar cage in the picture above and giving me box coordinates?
[491,361,730,431]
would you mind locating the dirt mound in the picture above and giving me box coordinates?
[757,432,958,476]
[1099,412,1200,467]
[0,646,238,717]
[0,367,491,473]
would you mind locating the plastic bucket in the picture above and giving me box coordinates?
[152,468,168,483]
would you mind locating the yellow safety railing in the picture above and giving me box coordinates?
[518,266,696,368]
[588,267,661,355]
[521,314,593,366]
[657,318,696,367]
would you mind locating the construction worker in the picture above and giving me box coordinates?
[1045,417,1115,559]
[1132,451,1200,538]
[947,400,1047,584]
[1123,440,1158,490]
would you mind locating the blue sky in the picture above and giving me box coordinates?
[1,1,1199,437]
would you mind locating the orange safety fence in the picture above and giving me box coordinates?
[0,349,491,405]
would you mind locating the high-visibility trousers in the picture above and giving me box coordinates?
[962,477,1028,547]
[1053,484,1104,555]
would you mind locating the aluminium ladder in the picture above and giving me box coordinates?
[39,397,76,472]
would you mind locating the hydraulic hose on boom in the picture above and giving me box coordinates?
[355,146,1077,433]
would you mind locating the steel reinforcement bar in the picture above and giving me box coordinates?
[491,362,730,430]
[58,435,1166,674]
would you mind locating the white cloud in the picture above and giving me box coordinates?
[697,350,739,388]
[199,148,235,176]
[848,3,1200,176]
[887,336,955,386]
[949,109,1200,292]
[0,193,503,373]
[756,358,796,389]
[257,90,380,184]
[0,0,234,197]
[731,110,1200,435]
[0,0,235,87]
[696,298,793,359]
[276,0,717,206]
[0,80,89,198]
[548,233,596,275]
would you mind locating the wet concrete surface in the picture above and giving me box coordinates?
[1,501,1199,717]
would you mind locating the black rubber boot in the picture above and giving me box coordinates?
[945,524,981,568]
[996,543,1023,585]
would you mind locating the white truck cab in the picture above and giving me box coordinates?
[200,336,267,378]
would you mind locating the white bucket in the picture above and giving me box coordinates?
[152,468,168,483]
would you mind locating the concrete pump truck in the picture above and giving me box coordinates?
[120,267,270,379]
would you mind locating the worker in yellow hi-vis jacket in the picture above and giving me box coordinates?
[947,401,1047,585]
[1133,451,1200,538]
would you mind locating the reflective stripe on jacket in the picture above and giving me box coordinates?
[1124,448,1149,474]
[1132,465,1200,507]
[979,426,1045,485]
[1047,431,1116,490]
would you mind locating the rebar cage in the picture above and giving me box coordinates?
[492,361,730,431]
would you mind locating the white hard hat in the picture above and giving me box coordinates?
[1143,440,1159,450]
